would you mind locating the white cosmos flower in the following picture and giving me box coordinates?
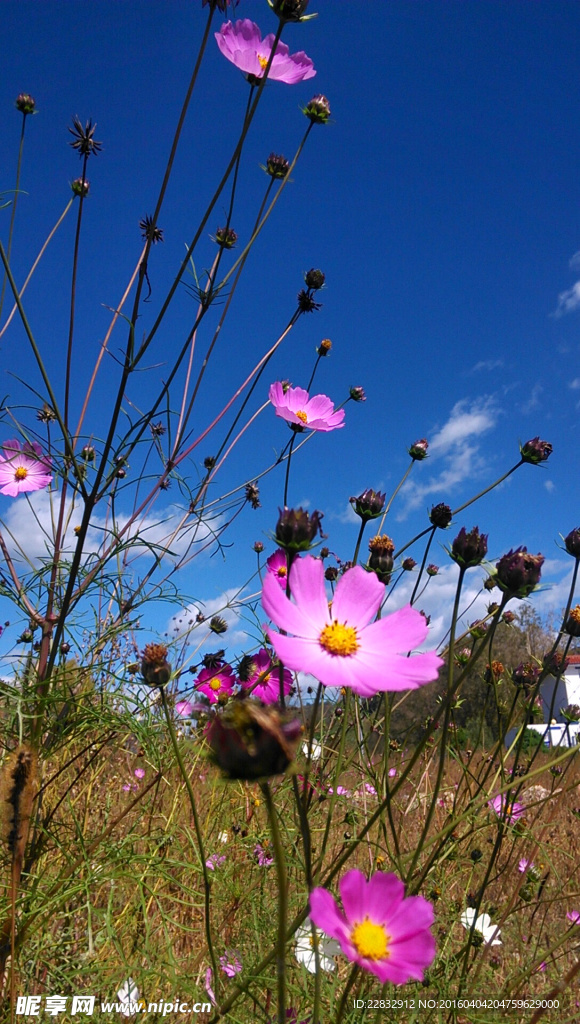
[460,909,501,946]
[218,830,229,843]
[116,978,141,1016]
[302,740,322,760]
[295,921,340,973]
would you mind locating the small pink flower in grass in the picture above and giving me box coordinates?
[262,555,443,697]
[266,548,289,589]
[309,869,436,984]
[518,858,533,873]
[489,794,525,823]
[388,768,397,778]
[134,768,145,780]
[566,910,580,925]
[219,950,242,977]
[204,968,216,1007]
[215,19,316,84]
[175,699,193,717]
[206,854,226,871]
[269,383,345,432]
[254,843,274,867]
[0,439,52,497]
[245,647,292,704]
[195,664,236,703]
[328,785,351,797]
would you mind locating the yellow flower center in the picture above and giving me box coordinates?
[14,466,28,481]
[209,676,222,691]
[276,566,287,578]
[295,410,308,424]
[319,621,359,657]
[257,54,269,71]
[350,918,389,961]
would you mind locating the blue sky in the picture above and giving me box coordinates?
[1,0,580,666]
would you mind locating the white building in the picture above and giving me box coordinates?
[506,654,580,749]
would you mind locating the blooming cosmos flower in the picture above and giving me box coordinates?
[175,699,194,717]
[266,547,289,589]
[262,556,443,697]
[309,870,436,984]
[134,768,145,780]
[0,439,52,497]
[294,922,340,973]
[518,858,533,873]
[488,794,525,823]
[117,978,142,1017]
[219,950,242,977]
[460,909,501,946]
[566,910,580,925]
[302,739,322,761]
[195,664,236,703]
[269,383,345,432]
[215,19,316,84]
[244,647,292,704]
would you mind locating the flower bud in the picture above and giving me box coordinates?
[297,288,321,313]
[408,438,429,461]
[141,643,172,687]
[206,700,302,780]
[469,620,488,639]
[303,94,331,124]
[561,703,580,723]
[245,482,261,509]
[253,541,264,554]
[204,455,216,470]
[265,152,290,179]
[367,534,395,583]
[565,605,580,638]
[450,526,488,568]
[502,610,516,624]
[268,0,311,21]
[324,566,338,581]
[71,177,90,198]
[81,445,96,462]
[15,93,36,115]
[429,503,452,529]
[542,650,568,676]
[304,268,325,290]
[512,662,540,691]
[564,528,580,558]
[520,436,552,464]
[349,488,386,523]
[210,616,228,635]
[215,226,237,249]
[494,547,544,598]
[317,338,332,356]
[426,564,439,576]
[275,506,323,553]
[349,386,366,402]
[402,557,416,571]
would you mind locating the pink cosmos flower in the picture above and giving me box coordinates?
[175,699,194,717]
[244,647,292,704]
[488,794,525,823]
[269,383,345,432]
[262,556,443,697]
[388,768,397,778]
[0,438,52,497]
[215,20,316,85]
[328,785,351,797]
[195,664,236,704]
[309,869,436,985]
[266,548,289,589]
[518,858,533,873]
[254,842,274,867]
[566,910,580,925]
[219,950,242,977]
[134,768,145,780]
[206,854,226,871]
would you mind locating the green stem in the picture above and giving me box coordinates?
[335,964,360,1024]
[283,432,298,507]
[352,519,367,566]
[261,782,287,1024]
[0,113,27,323]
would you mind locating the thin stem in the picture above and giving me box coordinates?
[283,432,298,506]
[64,156,88,430]
[0,113,27,323]
[261,781,287,1024]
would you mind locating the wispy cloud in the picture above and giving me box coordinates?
[470,359,504,374]
[554,280,580,317]
[544,479,555,493]
[518,382,543,414]
[397,397,498,518]
[569,379,580,390]
[170,587,250,652]
[569,251,580,271]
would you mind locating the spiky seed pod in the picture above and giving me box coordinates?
[0,745,37,861]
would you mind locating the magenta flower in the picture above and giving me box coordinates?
[206,854,226,871]
[215,19,316,84]
[309,869,436,985]
[195,664,236,703]
[269,383,345,432]
[518,858,533,873]
[266,547,289,589]
[0,439,52,497]
[245,647,292,704]
[488,794,525,823]
[219,950,242,977]
[134,768,145,780]
[262,556,443,697]
[566,910,580,925]
[254,842,274,867]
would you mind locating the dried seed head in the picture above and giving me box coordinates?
[0,745,37,860]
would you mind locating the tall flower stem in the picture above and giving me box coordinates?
[377,459,414,532]
[283,432,298,507]
[352,519,367,566]
[260,781,287,1024]
[160,687,219,997]
[0,110,28,323]
[335,964,360,1024]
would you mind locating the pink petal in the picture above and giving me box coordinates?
[269,382,285,406]
[361,605,430,655]
[331,566,384,628]
[364,872,406,923]
[304,395,335,419]
[338,870,368,921]
[288,556,330,625]
[262,572,321,639]
[309,889,350,945]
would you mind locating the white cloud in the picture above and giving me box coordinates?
[169,587,250,652]
[569,251,580,271]
[569,379,580,390]
[470,359,504,374]
[544,480,555,493]
[554,280,580,317]
[397,397,498,518]
[518,382,543,414]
